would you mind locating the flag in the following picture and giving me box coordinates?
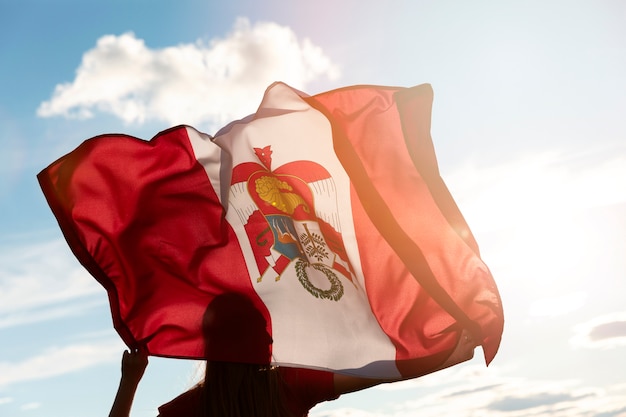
[38,82,503,379]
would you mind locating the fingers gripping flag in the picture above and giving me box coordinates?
[38,82,503,379]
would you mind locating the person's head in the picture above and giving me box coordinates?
[201,292,272,364]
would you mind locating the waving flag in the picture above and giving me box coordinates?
[38,82,503,379]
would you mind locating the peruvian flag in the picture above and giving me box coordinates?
[38,82,503,379]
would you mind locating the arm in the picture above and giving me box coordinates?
[109,349,149,417]
[333,329,477,395]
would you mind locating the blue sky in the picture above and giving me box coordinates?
[2,1,626,416]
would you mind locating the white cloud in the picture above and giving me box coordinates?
[445,146,626,236]
[313,375,626,417]
[0,239,103,328]
[0,338,123,387]
[571,312,626,350]
[37,18,340,130]
[528,291,587,318]
[20,402,41,411]
[0,397,13,405]
[0,299,104,329]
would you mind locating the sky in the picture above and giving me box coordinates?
[1,0,626,416]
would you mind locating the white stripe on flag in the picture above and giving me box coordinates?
[192,83,399,377]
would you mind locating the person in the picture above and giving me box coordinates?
[108,293,477,417]
[109,349,384,417]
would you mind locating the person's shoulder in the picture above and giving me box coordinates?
[279,366,334,386]
[279,367,338,404]
[157,385,203,417]
[278,367,338,416]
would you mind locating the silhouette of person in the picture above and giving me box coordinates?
[109,292,476,416]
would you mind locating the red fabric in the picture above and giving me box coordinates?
[158,387,202,417]
[308,84,503,366]
[37,82,504,376]
[281,367,338,415]
[157,367,337,417]
[36,127,271,360]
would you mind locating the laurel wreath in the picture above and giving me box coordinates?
[295,258,344,301]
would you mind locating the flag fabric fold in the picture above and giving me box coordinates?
[38,82,503,379]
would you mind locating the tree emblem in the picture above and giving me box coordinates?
[300,223,329,263]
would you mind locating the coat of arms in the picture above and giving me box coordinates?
[229,146,355,301]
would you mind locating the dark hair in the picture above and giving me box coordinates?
[200,361,290,417]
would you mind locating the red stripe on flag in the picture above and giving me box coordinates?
[394,87,503,364]
[307,84,503,371]
[394,87,479,252]
[37,126,273,362]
